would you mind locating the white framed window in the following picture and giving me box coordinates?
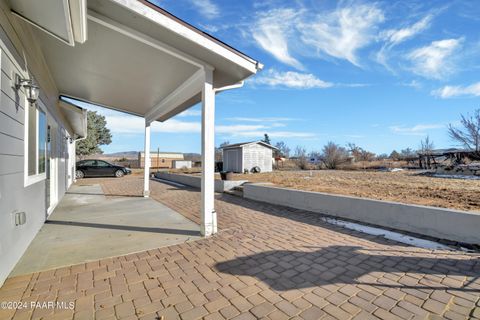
[24,100,47,186]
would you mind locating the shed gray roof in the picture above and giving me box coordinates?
[221,141,279,150]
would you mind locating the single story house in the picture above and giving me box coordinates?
[222,141,278,173]
[0,0,260,287]
[138,151,184,169]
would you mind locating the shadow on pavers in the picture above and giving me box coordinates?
[215,245,480,292]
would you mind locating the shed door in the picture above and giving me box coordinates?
[225,149,241,172]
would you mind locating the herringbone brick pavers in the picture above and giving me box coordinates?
[0,176,479,320]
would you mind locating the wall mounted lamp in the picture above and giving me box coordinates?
[15,74,40,105]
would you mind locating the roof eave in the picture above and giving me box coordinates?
[114,0,261,74]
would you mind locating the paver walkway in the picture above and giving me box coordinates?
[1,176,479,320]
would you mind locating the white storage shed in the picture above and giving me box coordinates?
[222,141,278,173]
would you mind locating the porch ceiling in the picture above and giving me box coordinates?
[19,0,261,121]
[36,19,198,118]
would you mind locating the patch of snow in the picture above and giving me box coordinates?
[320,217,465,251]
[431,174,480,180]
[377,167,404,172]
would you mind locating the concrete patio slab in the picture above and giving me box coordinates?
[10,184,201,276]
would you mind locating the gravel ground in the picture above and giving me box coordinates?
[230,170,480,212]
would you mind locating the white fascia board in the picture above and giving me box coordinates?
[145,69,204,124]
[11,0,75,46]
[70,0,88,43]
[111,0,259,74]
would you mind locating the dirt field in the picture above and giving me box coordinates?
[230,170,480,212]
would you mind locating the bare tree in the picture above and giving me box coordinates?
[346,143,375,161]
[322,142,349,169]
[275,141,291,158]
[294,145,308,170]
[400,148,416,159]
[419,135,434,154]
[215,141,230,162]
[448,109,480,152]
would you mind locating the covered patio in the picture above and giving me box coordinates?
[11,0,261,237]
[10,181,201,277]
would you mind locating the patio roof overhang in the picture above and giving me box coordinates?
[59,100,88,139]
[11,0,262,123]
[9,0,261,238]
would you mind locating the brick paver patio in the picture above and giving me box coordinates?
[1,176,479,320]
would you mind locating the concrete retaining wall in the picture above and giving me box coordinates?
[244,183,480,245]
[154,172,246,193]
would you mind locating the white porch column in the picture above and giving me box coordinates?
[143,120,151,197]
[201,68,217,237]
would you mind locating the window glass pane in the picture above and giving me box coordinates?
[38,110,47,174]
[96,161,110,167]
[82,160,95,166]
[28,107,37,176]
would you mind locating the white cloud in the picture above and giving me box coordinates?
[189,0,219,19]
[299,3,384,67]
[252,9,303,69]
[400,80,422,89]
[382,15,433,45]
[377,15,433,70]
[390,124,444,135]
[104,116,200,134]
[221,130,315,138]
[216,124,268,133]
[90,110,314,140]
[226,117,298,122]
[407,38,463,79]
[177,109,201,117]
[252,69,333,89]
[432,82,480,98]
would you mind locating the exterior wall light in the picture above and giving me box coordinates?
[15,74,40,105]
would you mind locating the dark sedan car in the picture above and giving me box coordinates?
[76,160,132,178]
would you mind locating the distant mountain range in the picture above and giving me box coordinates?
[102,151,139,159]
[101,151,201,161]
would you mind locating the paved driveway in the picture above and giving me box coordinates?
[0,176,479,320]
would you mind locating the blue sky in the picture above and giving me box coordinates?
[78,0,480,155]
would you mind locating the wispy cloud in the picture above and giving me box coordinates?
[382,15,433,46]
[189,0,220,19]
[406,38,463,79]
[251,69,333,89]
[377,14,433,70]
[220,130,315,139]
[105,116,200,134]
[226,117,298,122]
[390,123,444,135]
[399,80,422,89]
[177,109,201,117]
[299,3,384,67]
[86,107,314,140]
[252,9,303,69]
[251,2,384,69]
[216,124,268,133]
[432,82,480,98]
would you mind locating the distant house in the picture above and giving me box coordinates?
[221,141,278,173]
[138,151,184,169]
[417,148,480,170]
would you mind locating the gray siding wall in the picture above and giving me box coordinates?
[0,2,73,286]
[242,144,273,173]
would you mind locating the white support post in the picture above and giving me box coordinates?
[143,121,151,197]
[201,68,217,237]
